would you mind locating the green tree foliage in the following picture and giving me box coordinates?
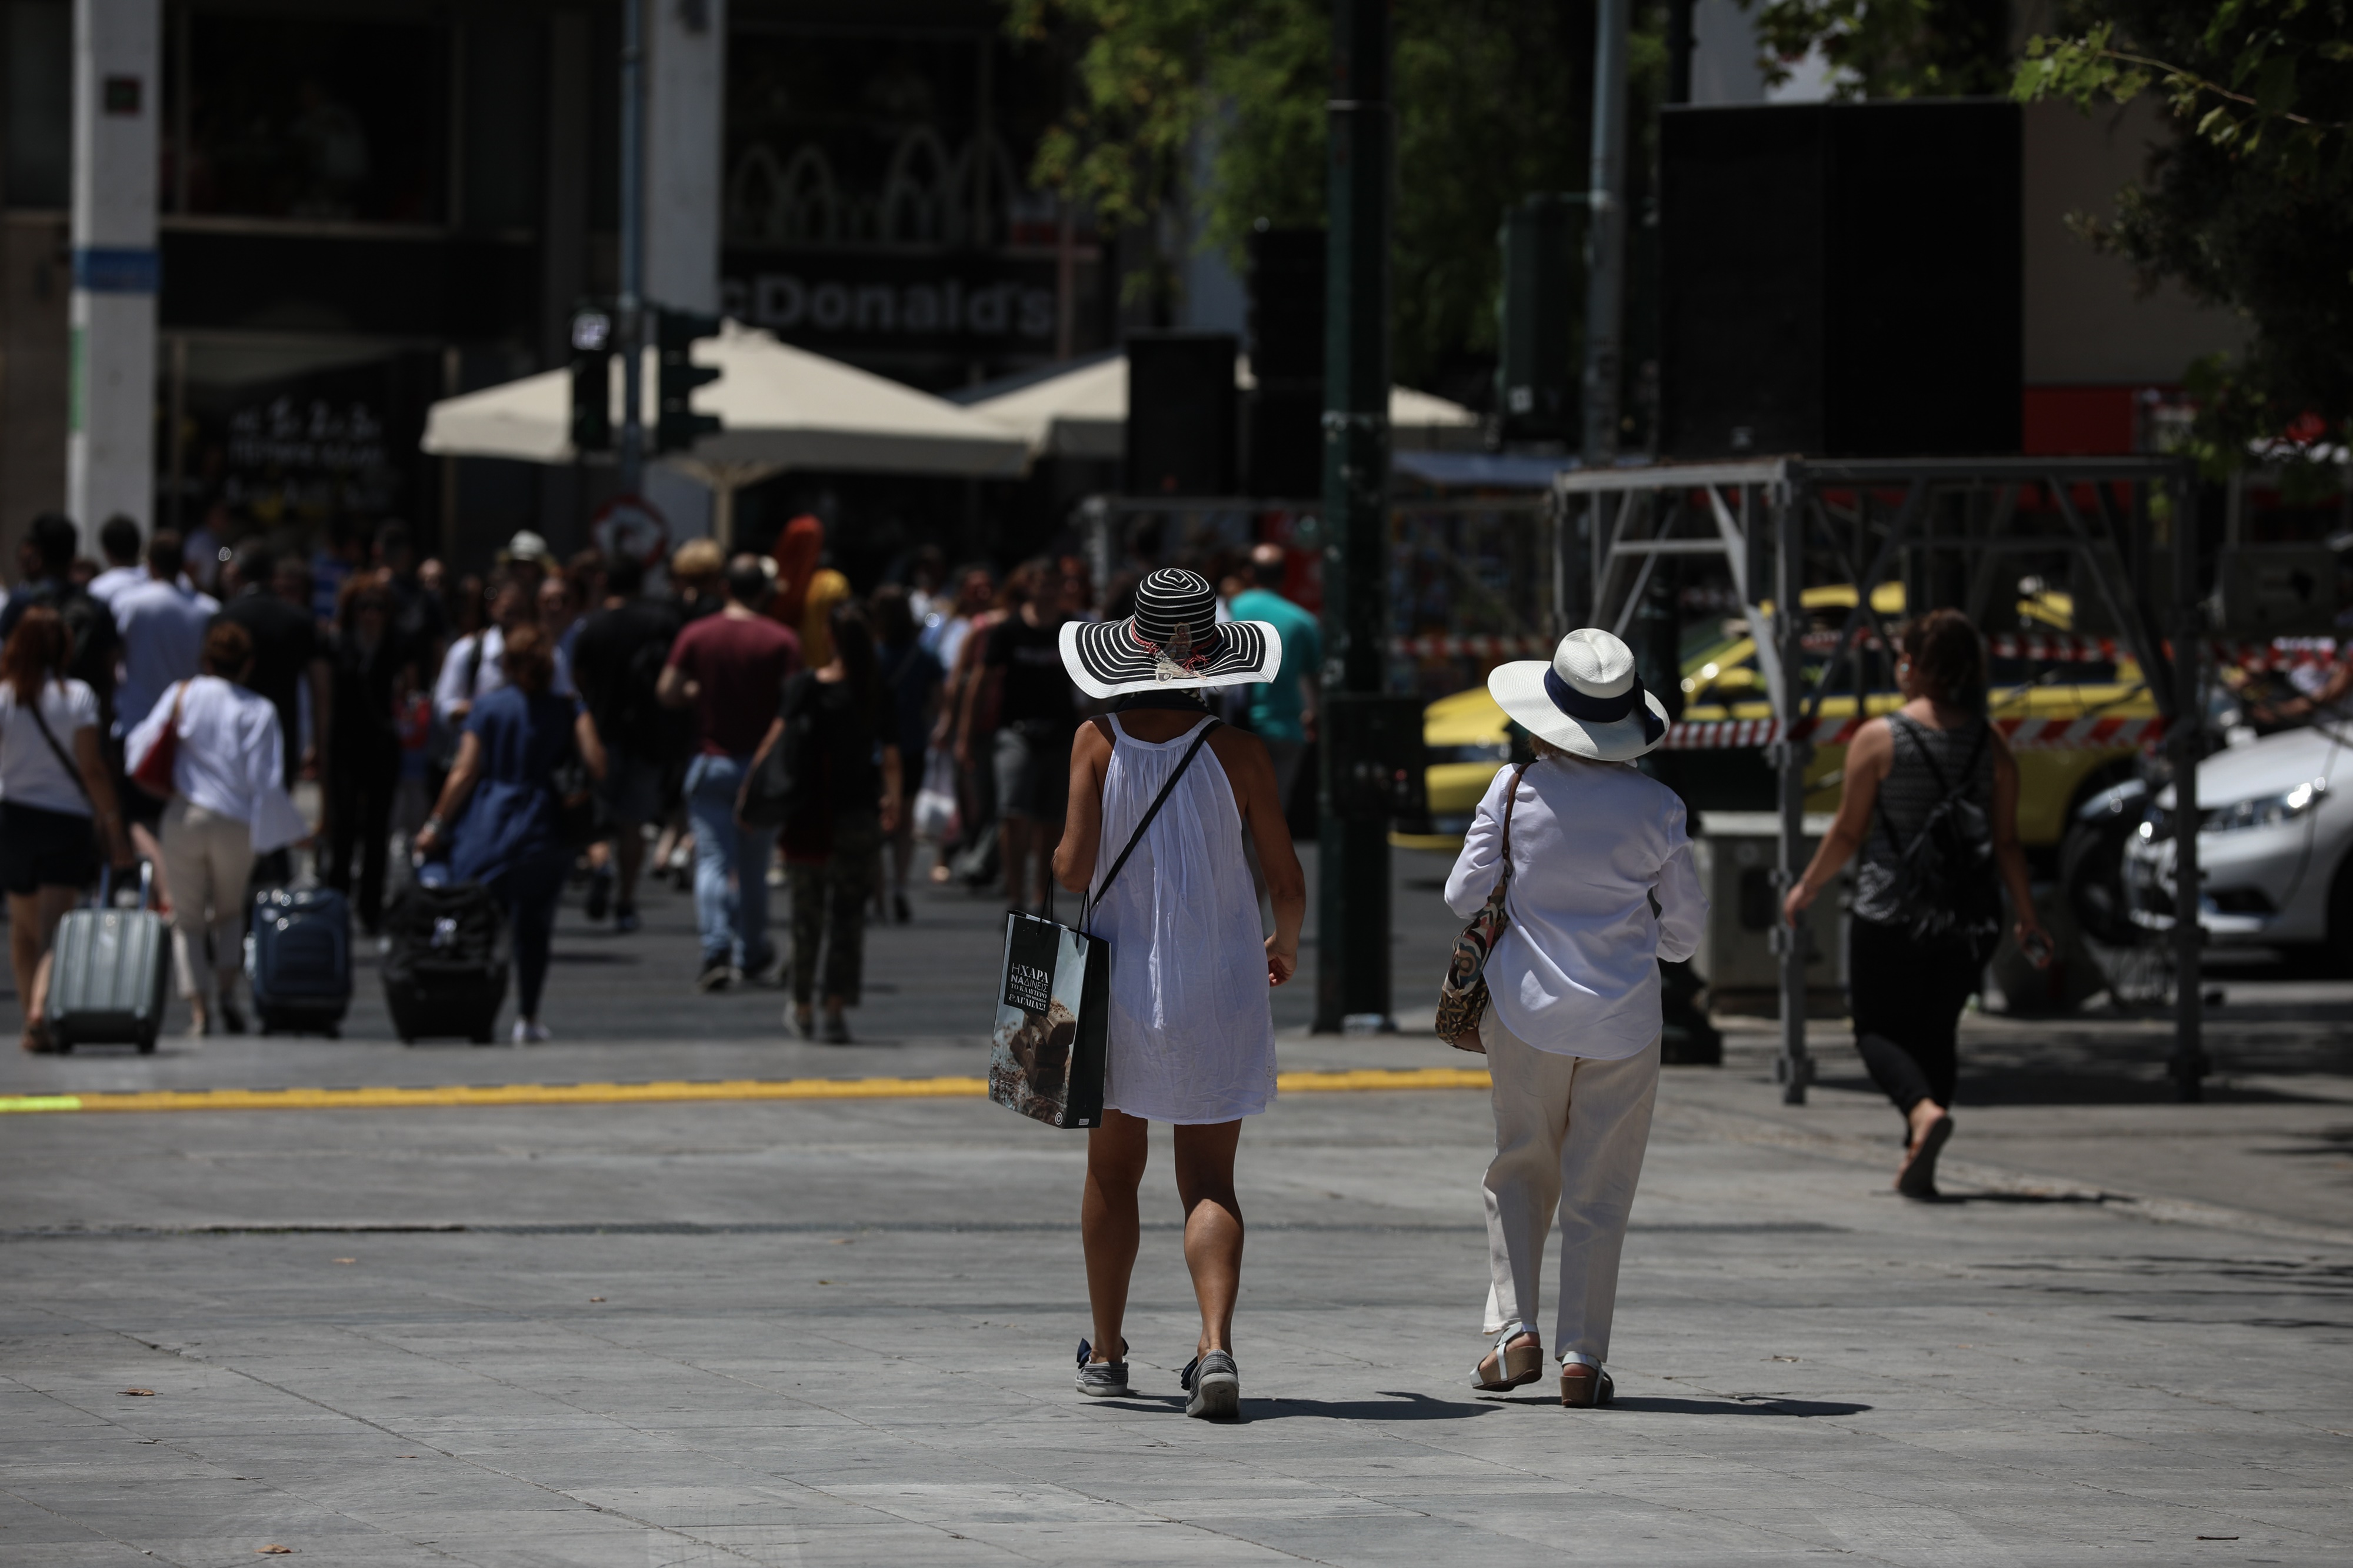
[2015,1,2353,475]
[1007,0,1638,391]
[1745,0,2011,98]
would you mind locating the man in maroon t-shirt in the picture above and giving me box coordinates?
[659,554,801,989]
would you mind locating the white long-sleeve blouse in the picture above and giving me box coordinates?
[1444,754,1707,1059]
[125,676,310,852]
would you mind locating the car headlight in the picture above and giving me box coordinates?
[1427,741,1511,766]
[2202,778,2328,834]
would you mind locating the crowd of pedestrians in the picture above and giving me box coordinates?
[5,503,1299,1048]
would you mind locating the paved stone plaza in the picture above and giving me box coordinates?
[4,854,2349,1566]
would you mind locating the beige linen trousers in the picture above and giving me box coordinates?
[1478,1013,1663,1362]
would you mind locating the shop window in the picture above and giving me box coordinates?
[175,12,446,223]
[461,15,544,233]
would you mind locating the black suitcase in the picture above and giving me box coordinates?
[246,886,353,1036]
[46,865,171,1053]
[381,880,508,1044]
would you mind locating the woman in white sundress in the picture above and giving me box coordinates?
[1051,568,1304,1421]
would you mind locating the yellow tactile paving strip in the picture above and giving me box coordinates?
[0,1066,1491,1116]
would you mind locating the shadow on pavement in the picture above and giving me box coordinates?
[1604,1396,1873,1417]
[1929,1191,2119,1206]
[1080,1392,1495,1423]
[1247,1392,1497,1421]
[1815,1067,2336,1109]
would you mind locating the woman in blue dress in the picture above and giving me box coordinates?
[414,624,604,1043]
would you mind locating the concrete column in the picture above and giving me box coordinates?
[642,0,723,539]
[68,0,161,548]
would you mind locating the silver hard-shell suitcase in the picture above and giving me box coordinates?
[46,864,171,1053]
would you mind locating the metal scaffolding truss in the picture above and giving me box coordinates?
[1551,455,2210,1103]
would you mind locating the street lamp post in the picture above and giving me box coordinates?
[617,0,646,497]
[1581,0,1630,466]
[1315,0,1394,1033]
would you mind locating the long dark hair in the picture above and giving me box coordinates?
[1,606,70,705]
[831,601,877,709]
[871,583,917,648]
[1901,608,1987,712]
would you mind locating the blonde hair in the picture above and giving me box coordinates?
[671,539,723,579]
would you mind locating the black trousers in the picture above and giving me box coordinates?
[323,751,396,926]
[1848,917,1984,1124]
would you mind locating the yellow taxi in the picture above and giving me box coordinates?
[1398,585,2158,850]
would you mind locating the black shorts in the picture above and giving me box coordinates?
[0,800,98,896]
[992,723,1072,823]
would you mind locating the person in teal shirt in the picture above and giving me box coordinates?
[1227,543,1321,811]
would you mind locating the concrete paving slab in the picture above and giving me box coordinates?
[6,852,2353,1563]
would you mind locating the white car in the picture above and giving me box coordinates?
[2124,722,2353,969]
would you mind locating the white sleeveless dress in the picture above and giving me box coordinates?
[1088,716,1278,1124]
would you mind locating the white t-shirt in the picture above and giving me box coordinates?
[432,626,574,725]
[0,678,100,818]
[88,565,145,608]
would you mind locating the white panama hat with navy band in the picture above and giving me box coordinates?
[1487,628,1670,762]
[1059,567,1283,699]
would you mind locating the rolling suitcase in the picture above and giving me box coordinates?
[46,864,171,1054]
[246,886,353,1037]
[381,880,508,1044]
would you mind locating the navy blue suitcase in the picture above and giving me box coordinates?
[246,886,354,1037]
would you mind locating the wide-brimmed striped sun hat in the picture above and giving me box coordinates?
[1059,568,1283,699]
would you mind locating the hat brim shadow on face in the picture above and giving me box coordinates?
[1059,619,1284,700]
[1487,661,1671,762]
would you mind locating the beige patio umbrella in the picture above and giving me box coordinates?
[961,352,1482,459]
[421,323,1032,545]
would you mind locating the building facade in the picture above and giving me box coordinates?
[0,0,1108,573]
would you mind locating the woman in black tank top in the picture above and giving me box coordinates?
[1781,610,2047,1198]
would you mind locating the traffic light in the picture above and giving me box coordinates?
[568,302,614,453]
[654,306,722,455]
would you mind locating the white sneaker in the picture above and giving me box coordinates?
[511,1020,552,1045]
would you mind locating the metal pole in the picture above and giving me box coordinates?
[1774,481,1811,1103]
[2170,471,2207,1099]
[1581,0,1630,465]
[1314,0,1393,1033]
[617,0,646,496]
[1665,0,1694,105]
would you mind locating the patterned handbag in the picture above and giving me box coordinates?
[1435,762,1530,1053]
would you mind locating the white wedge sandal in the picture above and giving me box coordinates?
[1472,1325,1546,1392]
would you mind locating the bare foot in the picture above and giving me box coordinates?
[1905,1098,1949,1149]
[1897,1100,1954,1197]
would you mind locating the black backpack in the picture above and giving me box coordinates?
[742,670,823,829]
[1876,718,2002,944]
[616,622,696,763]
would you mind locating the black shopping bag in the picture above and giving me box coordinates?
[986,717,1222,1131]
[989,912,1111,1128]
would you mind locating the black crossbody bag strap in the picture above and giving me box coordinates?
[21,689,95,808]
[1874,715,1988,856]
[1071,718,1221,932]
